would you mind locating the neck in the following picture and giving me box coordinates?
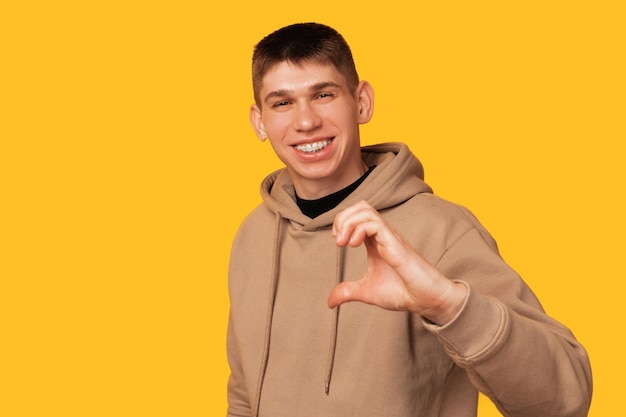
[292,160,368,200]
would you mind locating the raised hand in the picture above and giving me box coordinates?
[329,200,467,325]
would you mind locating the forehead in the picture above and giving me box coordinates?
[260,61,348,96]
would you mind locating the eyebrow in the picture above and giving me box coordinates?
[263,81,343,104]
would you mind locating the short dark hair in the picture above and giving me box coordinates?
[252,22,360,106]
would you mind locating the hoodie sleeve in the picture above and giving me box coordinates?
[226,311,253,417]
[423,226,592,417]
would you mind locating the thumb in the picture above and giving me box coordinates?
[327,281,364,309]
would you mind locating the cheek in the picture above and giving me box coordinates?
[321,104,358,125]
[263,115,290,135]
[331,113,359,132]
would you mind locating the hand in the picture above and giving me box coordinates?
[329,201,467,325]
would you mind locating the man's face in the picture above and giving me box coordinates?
[250,61,373,199]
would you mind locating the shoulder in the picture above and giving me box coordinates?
[233,204,275,239]
[383,193,498,260]
[228,204,277,292]
[385,193,481,233]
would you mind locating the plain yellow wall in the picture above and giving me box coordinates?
[2,1,624,415]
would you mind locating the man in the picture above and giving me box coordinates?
[227,22,592,417]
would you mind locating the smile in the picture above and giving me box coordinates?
[295,139,332,153]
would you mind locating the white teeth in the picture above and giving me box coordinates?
[295,139,330,153]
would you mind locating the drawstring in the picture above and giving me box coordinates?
[253,211,283,417]
[253,213,344,409]
[324,245,344,395]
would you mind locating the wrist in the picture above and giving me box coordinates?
[421,281,469,326]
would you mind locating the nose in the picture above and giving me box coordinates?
[292,101,322,132]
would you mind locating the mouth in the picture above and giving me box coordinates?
[294,138,333,154]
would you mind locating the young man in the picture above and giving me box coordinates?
[227,22,592,417]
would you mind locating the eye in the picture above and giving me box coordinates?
[272,100,290,108]
[317,92,334,100]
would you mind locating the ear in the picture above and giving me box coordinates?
[249,104,268,141]
[355,81,374,124]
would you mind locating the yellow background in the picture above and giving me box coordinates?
[2,1,624,415]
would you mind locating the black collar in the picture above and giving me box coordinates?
[296,165,376,218]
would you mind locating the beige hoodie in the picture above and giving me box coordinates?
[227,143,592,417]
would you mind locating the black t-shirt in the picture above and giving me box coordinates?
[296,166,376,218]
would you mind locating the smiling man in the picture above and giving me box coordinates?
[250,60,372,200]
[226,23,592,417]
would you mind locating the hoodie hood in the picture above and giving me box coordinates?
[260,142,433,228]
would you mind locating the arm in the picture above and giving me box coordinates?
[329,200,592,417]
[226,312,254,417]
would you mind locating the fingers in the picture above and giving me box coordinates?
[333,200,382,247]
[333,201,406,264]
